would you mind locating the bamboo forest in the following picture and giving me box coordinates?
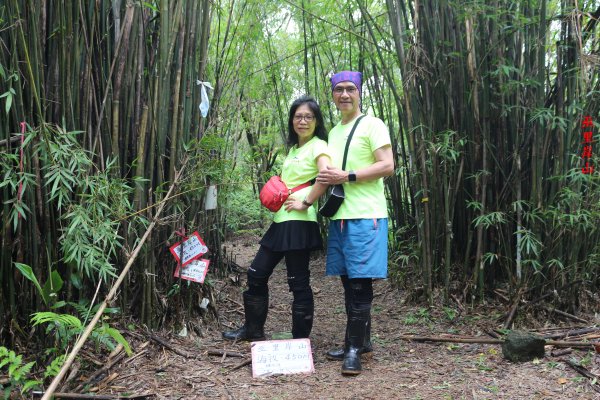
[1,0,599,398]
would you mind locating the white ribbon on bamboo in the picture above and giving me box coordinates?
[196,80,213,118]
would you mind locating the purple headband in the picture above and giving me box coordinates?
[330,71,362,94]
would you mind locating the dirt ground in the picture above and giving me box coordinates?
[92,235,599,399]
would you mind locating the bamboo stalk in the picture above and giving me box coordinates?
[168,15,185,184]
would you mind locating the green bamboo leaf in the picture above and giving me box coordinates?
[42,270,64,304]
[69,272,83,290]
[14,263,46,305]
[142,2,158,12]
[51,301,67,309]
[98,324,132,356]
[4,91,12,114]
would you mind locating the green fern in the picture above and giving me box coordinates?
[44,355,65,379]
[0,347,41,398]
[30,311,131,357]
[31,312,82,329]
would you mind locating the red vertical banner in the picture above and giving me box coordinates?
[581,116,594,174]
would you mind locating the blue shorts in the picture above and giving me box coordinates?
[326,218,388,279]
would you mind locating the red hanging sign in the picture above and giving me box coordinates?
[169,231,208,267]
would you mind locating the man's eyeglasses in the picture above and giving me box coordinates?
[333,86,358,95]
[294,114,315,122]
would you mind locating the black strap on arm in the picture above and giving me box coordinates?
[341,115,365,170]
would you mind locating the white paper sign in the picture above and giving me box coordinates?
[169,231,208,266]
[251,339,314,378]
[204,184,218,210]
[173,258,210,283]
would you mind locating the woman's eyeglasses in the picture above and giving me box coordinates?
[333,86,358,95]
[294,114,315,122]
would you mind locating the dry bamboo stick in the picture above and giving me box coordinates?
[543,327,599,340]
[207,349,245,358]
[544,307,589,324]
[546,340,595,349]
[74,350,127,392]
[35,392,118,399]
[563,360,600,393]
[42,157,189,400]
[226,359,252,373]
[397,335,503,345]
[395,335,596,349]
[149,334,190,358]
[34,392,155,399]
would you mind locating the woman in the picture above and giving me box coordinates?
[223,95,330,341]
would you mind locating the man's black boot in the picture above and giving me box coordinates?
[326,299,350,360]
[222,292,268,341]
[326,316,372,361]
[341,306,370,375]
[291,302,314,339]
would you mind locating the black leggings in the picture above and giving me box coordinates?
[340,275,373,311]
[246,245,313,306]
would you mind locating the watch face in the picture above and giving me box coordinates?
[349,172,356,182]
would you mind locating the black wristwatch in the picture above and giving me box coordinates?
[348,170,357,182]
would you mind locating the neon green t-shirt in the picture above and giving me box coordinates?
[327,114,391,220]
[273,136,330,223]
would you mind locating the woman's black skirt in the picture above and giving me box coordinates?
[259,220,323,252]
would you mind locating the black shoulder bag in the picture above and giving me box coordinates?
[319,115,365,218]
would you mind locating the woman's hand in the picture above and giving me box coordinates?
[284,196,308,212]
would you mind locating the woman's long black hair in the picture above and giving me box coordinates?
[287,95,327,146]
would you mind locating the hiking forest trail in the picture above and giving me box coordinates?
[102,235,598,399]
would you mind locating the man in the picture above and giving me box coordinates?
[317,71,394,376]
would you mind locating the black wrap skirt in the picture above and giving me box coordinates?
[259,220,323,252]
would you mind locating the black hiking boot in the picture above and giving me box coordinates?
[291,302,314,339]
[222,292,268,341]
[341,306,370,376]
[325,316,372,360]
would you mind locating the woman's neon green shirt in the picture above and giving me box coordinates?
[273,136,330,223]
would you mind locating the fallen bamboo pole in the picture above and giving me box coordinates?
[543,327,599,340]
[149,334,190,358]
[207,349,245,358]
[34,392,155,399]
[42,157,189,400]
[396,335,596,349]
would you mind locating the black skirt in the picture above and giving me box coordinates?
[259,220,323,252]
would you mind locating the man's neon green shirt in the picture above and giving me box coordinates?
[327,114,391,220]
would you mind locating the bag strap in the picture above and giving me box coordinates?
[341,115,365,170]
[289,180,311,194]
